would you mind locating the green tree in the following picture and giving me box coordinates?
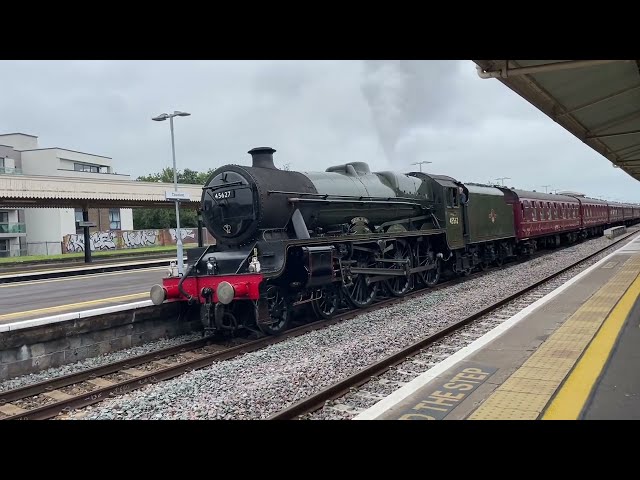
[133,168,214,230]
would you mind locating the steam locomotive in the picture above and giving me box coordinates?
[150,147,639,335]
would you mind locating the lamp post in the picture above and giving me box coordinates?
[541,184,551,193]
[495,177,511,186]
[411,160,432,172]
[152,110,191,276]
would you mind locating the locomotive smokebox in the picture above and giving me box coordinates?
[249,147,277,169]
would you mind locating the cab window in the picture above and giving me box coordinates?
[447,188,458,208]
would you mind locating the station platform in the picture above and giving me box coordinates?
[0,256,182,284]
[355,233,640,420]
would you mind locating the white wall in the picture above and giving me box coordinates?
[0,134,38,151]
[120,208,134,230]
[55,149,113,168]
[23,208,63,243]
[20,149,125,179]
[60,208,77,237]
[20,150,59,175]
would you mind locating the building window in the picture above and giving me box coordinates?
[0,157,4,168]
[0,211,7,223]
[74,163,101,173]
[109,209,121,230]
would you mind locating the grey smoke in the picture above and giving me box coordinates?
[361,60,458,164]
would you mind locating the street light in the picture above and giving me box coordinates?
[495,177,511,186]
[152,110,191,276]
[541,184,551,193]
[411,161,432,172]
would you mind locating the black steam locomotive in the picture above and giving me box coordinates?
[150,147,637,336]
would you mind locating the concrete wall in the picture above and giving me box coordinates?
[0,303,200,380]
[62,227,215,253]
[20,150,59,176]
[24,208,64,245]
[0,133,38,151]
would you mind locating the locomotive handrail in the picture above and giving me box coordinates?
[268,189,434,204]
[203,181,245,191]
[287,197,429,208]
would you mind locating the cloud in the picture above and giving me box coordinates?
[0,60,638,202]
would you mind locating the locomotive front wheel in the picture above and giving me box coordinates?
[258,285,290,335]
[311,285,339,319]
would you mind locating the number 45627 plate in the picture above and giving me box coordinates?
[214,190,235,200]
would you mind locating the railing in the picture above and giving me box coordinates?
[0,222,26,234]
[0,166,23,175]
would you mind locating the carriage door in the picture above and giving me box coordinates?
[445,187,464,249]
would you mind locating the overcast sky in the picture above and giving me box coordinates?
[1,60,638,202]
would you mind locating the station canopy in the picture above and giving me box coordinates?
[473,60,640,182]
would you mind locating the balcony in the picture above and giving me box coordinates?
[0,166,23,175]
[0,222,26,235]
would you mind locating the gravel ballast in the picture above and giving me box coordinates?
[60,232,638,420]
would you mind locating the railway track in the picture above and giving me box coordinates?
[268,230,638,420]
[0,230,635,420]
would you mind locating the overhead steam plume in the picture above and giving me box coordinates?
[360,60,408,162]
[360,60,459,165]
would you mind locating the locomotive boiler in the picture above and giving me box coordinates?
[201,147,437,247]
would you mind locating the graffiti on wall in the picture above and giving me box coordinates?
[62,228,214,254]
[65,234,85,253]
[64,231,117,253]
[169,228,196,242]
[122,230,159,249]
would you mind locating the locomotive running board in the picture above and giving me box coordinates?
[349,264,436,277]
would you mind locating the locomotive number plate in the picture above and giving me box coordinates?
[214,190,235,200]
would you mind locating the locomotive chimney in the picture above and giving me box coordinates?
[248,147,277,169]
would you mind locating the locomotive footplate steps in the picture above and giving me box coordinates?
[356,234,640,420]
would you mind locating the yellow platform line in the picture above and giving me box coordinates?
[542,268,640,420]
[467,254,640,420]
[0,292,149,321]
